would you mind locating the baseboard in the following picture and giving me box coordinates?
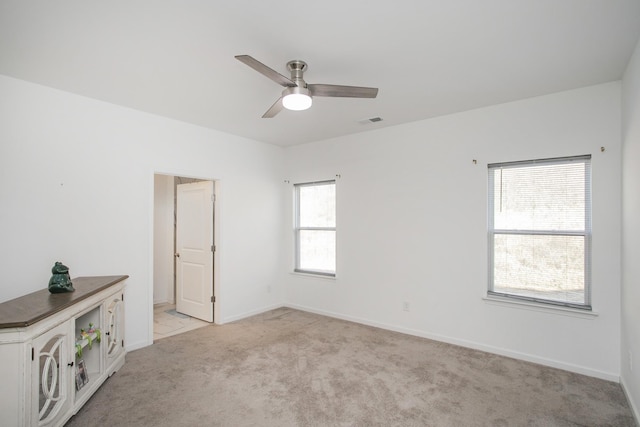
[221,303,285,324]
[285,303,619,382]
[621,376,640,425]
[125,339,148,352]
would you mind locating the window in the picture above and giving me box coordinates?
[294,180,336,277]
[488,155,591,309]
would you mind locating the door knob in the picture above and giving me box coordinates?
[175,253,180,258]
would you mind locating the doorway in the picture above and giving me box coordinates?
[153,174,217,340]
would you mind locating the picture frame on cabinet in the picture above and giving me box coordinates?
[76,359,89,390]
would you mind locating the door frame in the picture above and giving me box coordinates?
[150,171,221,343]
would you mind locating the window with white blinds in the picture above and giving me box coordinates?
[488,155,592,309]
[294,180,336,277]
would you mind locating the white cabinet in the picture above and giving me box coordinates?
[0,275,127,427]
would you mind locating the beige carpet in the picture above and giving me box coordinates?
[65,308,636,426]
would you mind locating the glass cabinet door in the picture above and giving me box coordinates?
[105,296,124,361]
[32,322,72,426]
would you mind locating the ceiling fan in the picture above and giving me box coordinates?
[235,55,379,118]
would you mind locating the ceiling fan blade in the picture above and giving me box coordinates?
[308,84,378,98]
[262,97,284,118]
[235,55,295,87]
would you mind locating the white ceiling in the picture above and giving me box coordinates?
[1,1,639,147]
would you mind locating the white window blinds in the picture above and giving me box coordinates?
[488,155,592,309]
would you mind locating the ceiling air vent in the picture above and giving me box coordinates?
[358,117,383,124]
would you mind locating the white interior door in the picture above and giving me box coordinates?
[176,181,214,322]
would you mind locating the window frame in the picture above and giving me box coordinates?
[294,180,336,277]
[487,155,592,310]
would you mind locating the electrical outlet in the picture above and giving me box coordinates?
[402,301,410,312]
[267,285,271,294]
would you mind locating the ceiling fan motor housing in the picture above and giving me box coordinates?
[287,60,308,87]
[282,60,312,110]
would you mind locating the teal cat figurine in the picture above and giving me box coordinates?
[48,262,74,293]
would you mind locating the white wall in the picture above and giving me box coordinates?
[621,38,640,419]
[0,70,630,389]
[153,174,174,305]
[0,75,285,350]
[284,82,622,380]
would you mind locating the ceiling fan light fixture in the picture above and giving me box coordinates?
[235,55,378,118]
[282,86,312,111]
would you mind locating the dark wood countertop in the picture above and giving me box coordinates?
[0,275,128,329]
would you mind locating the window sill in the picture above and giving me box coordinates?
[290,271,336,281]
[483,295,598,319]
